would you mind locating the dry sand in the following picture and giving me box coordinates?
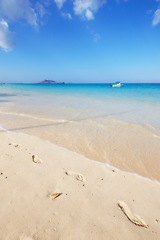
[0,129,160,240]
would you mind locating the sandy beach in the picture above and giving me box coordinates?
[1,0,160,237]
[1,0,160,238]
[0,128,160,240]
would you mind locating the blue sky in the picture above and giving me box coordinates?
[0,0,160,83]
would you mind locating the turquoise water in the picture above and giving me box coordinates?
[0,83,160,127]
[1,83,160,103]
[1,83,160,101]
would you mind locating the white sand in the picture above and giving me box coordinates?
[0,129,160,240]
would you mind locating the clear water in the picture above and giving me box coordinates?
[0,83,160,127]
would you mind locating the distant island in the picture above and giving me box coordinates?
[38,80,65,84]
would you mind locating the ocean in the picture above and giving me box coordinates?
[0,83,160,181]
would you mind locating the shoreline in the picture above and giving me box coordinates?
[1,124,160,186]
[0,110,160,182]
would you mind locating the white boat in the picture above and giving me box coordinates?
[110,82,124,87]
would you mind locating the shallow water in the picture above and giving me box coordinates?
[0,83,160,181]
[0,83,160,123]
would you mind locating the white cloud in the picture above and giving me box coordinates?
[0,0,107,52]
[152,9,160,26]
[0,0,49,51]
[0,0,38,27]
[54,0,67,9]
[0,0,51,28]
[0,19,14,51]
[62,12,72,19]
[73,0,106,20]
[36,2,47,19]
[85,9,94,20]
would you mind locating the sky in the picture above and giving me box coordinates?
[0,0,160,83]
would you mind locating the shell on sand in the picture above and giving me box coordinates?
[50,193,63,199]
